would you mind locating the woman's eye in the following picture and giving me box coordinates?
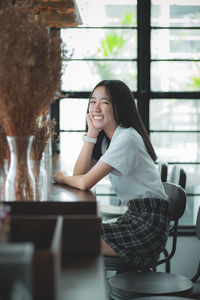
[102,101,109,104]
[89,100,95,104]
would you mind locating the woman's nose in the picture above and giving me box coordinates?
[94,101,101,110]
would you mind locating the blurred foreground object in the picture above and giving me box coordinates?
[33,0,82,28]
[0,0,61,200]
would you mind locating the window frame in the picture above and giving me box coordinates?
[51,0,200,232]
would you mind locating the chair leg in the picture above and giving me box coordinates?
[162,248,171,273]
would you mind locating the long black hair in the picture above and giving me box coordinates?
[86,80,157,162]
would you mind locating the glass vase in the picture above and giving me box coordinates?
[5,136,36,201]
[0,168,6,201]
[0,159,8,201]
[32,159,47,201]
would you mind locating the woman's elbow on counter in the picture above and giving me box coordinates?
[78,178,93,191]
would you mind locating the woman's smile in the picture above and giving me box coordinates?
[93,115,104,120]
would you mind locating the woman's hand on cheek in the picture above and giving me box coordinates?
[53,171,67,184]
[87,113,102,137]
[87,113,94,129]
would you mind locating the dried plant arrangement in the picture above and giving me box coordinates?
[31,111,58,200]
[31,111,58,162]
[0,0,61,136]
[0,0,61,200]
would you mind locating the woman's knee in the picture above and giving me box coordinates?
[100,238,118,256]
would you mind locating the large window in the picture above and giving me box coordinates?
[53,0,200,227]
[150,0,200,226]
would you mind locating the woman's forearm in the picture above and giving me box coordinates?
[61,174,90,190]
[53,171,89,190]
[73,142,95,175]
[53,161,114,191]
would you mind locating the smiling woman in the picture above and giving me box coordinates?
[53,79,170,269]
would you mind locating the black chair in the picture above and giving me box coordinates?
[127,296,192,300]
[130,207,200,300]
[160,165,186,273]
[158,161,168,182]
[104,182,186,274]
[108,182,194,299]
[189,205,200,298]
[169,165,186,190]
[109,272,193,299]
[191,205,200,283]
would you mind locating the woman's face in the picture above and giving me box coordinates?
[89,85,117,132]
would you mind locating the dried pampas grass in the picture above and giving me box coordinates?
[0,0,61,136]
[0,0,61,201]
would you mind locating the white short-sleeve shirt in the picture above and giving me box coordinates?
[99,126,168,205]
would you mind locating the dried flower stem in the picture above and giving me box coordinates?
[31,112,57,161]
[31,112,57,200]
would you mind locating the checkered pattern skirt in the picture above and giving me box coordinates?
[101,198,170,270]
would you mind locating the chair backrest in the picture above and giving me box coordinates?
[163,182,186,221]
[191,205,200,282]
[196,206,200,240]
[158,161,168,182]
[155,182,187,268]
[169,165,187,190]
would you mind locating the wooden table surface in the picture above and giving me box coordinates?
[45,154,96,202]
[50,182,96,202]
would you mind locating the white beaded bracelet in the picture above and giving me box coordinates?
[82,134,97,144]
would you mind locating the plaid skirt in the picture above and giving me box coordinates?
[101,198,170,270]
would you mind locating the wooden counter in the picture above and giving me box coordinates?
[44,153,96,202]
[8,214,107,300]
[2,154,108,300]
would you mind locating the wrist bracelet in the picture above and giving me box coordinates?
[82,133,97,144]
